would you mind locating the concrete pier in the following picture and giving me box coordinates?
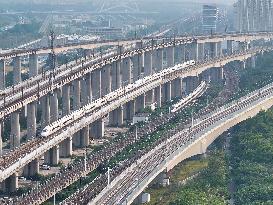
[175,45,184,64]
[227,40,234,55]
[50,91,59,122]
[209,42,217,59]
[117,106,124,126]
[116,61,122,89]
[155,86,162,108]
[44,146,59,165]
[44,90,60,165]
[0,60,5,90]
[132,55,141,82]
[86,73,92,103]
[29,54,38,77]
[111,61,121,90]
[41,95,50,128]
[167,46,174,67]
[80,126,89,147]
[145,89,154,106]
[111,62,117,91]
[180,44,186,63]
[101,65,111,96]
[24,158,39,177]
[197,43,205,62]
[27,53,39,140]
[10,56,22,149]
[96,119,104,138]
[80,77,90,147]
[136,42,144,80]
[62,84,70,116]
[144,51,153,76]
[109,61,121,126]
[154,49,163,71]
[2,173,18,193]
[92,70,102,100]
[162,82,172,103]
[59,137,72,157]
[190,42,198,61]
[90,119,104,139]
[80,77,88,103]
[0,123,2,156]
[10,112,20,148]
[122,57,132,85]
[135,94,146,113]
[172,78,182,98]
[13,56,22,83]
[27,102,36,139]
[73,80,81,109]
[216,42,222,57]
[60,84,73,157]
[72,80,82,147]
[124,100,135,121]
[110,106,124,127]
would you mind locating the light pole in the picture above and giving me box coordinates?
[191,108,194,128]
[84,147,87,174]
[107,167,111,185]
[135,125,138,141]
[53,190,56,205]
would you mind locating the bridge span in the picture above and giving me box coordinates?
[0,31,270,151]
[93,80,273,205]
[0,38,195,120]
[1,32,273,61]
[0,31,273,199]
[0,47,267,183]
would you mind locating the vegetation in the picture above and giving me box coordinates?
[230,110,273,205]
[169,152,229,205]
[146,51,273,205]
[146,136,230,205]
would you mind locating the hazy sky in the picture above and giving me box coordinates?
[188,0,235,4]
[0,0,236,4]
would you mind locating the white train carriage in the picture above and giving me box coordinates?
[41,109,85,137]
[171,81,206,113]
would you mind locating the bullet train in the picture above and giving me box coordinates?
[40,60,196,137]
[171,81,207,113]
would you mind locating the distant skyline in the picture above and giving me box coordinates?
[0,0,236,5]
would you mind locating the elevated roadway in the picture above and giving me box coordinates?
[37,66,238,205]
[93,80,273,205]
[0,39,140,60]
[1,32,273,60]
[0,31,272,203]
[11,72,209,205]
[0,38,195,120]
[1,32,273,121]
[0,47,267,184]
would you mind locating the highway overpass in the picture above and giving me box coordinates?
[0,31,272,201]
[92,81,273,205]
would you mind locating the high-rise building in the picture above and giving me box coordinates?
[234,0,273,32]
[202,5,219,34]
